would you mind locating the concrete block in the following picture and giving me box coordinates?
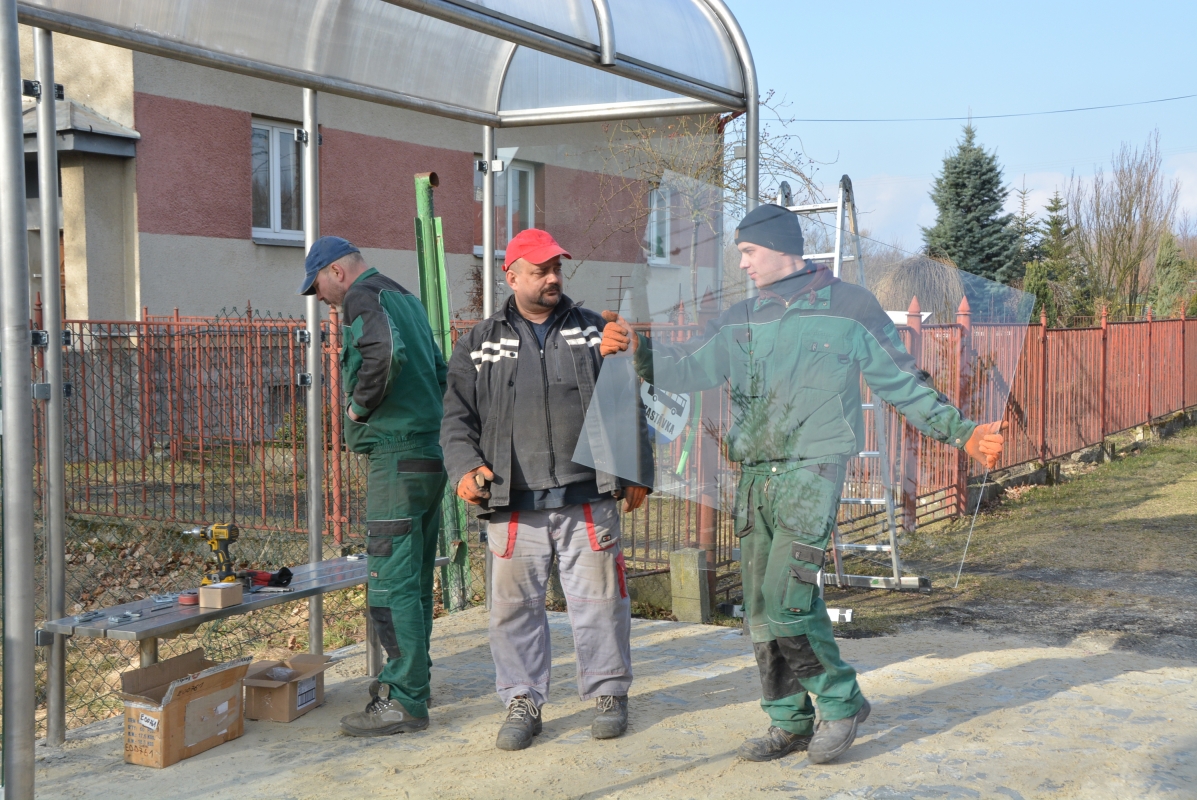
[627,571,671,612]
[670,548,710,624]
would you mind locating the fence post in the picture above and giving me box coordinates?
[1100,306,1108,439]
[956,296,971,515]
[902,296,922,530]
[1038,307,1048,464]
[1146,305,1153,426]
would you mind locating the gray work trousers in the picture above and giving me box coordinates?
[486,499,633,707]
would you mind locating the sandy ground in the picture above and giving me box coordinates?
[36,607,1196,800]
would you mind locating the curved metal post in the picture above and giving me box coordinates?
[2,0,36,792]
[36,26,68,749]
[589,0,616,66]
[303,88,325,654]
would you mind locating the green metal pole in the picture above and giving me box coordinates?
[414,172,470,611]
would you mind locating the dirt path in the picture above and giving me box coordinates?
[37,607,1196,800]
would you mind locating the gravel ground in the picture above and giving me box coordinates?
[36,606,1196,800]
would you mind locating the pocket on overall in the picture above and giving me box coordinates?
[366,518,412,557]
[796,338,852,392]
[487,511,520,559]
[772,465,840,538]
[781,562,820,613]
[582,501,620,551]
[732,478,755,538]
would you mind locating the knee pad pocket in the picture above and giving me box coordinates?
[776,634,825,679]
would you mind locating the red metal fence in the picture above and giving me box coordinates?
[33,304,1197,579]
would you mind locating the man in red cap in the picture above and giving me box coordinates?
[441,228,651,751]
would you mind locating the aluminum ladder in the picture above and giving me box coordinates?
[781,176,930,614]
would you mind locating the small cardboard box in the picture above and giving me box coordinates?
[120,648,251,768]
[243,654,336,722]
[198,582,243,608]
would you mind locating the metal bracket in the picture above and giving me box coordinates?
[61,329,72,347]
[296,372,313,387]
[294,128,308,144]
[63,382,73,399]
[34,629,56,647]
[295,329,311,345]
[475,159,488,174]
[30,330,49,348]
[479,531,488,543]
[490,159,505,173]
[22,79,39,98]
[31,383,51,400]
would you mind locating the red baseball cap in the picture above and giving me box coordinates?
[503,228,571,271]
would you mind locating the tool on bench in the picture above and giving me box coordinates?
[181,523,241,585]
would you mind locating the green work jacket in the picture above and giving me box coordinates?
[340,268,447,455]
[634,267,977,465]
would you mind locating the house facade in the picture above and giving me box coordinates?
[19,27,720,324]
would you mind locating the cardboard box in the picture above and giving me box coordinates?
[243,654,336,722]
[121,648,252,768]
[198,582,243,608]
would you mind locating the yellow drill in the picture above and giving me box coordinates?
[182,523,240,585]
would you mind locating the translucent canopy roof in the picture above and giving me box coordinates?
[18,0,750,126]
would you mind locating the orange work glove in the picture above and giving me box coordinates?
[600,310,636,357]
[964,421,1007,470]
[621,486,648,513]
[457,465,494,505]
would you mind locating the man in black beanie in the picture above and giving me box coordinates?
[600,204,1006,764]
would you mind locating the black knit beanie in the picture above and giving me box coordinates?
[734,204,804,256]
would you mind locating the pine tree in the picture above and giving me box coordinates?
[1148,232,1196,318]
[922,124,1020,285]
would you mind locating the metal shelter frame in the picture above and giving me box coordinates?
[0,0,760,795]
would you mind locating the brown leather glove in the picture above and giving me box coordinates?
[456,465,494,505]
[621,485,648,513]
[600,310,636,357]
[964,421,1007,470]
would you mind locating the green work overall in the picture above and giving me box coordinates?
[340,268,449,720]
[634,266,977,730]
[737,460,861,733]
[365,443,447,720]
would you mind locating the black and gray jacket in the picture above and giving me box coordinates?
[441,294,651,513]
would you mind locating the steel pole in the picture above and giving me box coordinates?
[481,124,495,608]
[35,26,67,749]
[1,0,37,792]
[303,89,324,654]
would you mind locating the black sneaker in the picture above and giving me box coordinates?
[737,726,812,762]
[340,681,429,737]
[495,695,542,751]
[592,695,629,739]
[807,698,871,764]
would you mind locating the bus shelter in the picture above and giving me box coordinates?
[0,0,759,795]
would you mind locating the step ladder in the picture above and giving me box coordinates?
[782,176,931,609]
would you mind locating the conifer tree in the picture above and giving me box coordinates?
[922,125,1020,285]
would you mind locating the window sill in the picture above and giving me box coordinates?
[473,245,507,259]
[253,235,305,248]
[648,258,679,269]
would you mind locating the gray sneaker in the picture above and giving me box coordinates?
[807,697,871,764]
[592,695,629,739]
[340,681,429,737]
[737,726,812,762]
[496,695,542,751]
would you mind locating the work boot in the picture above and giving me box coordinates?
[339,680,428,737]
[592,695,629,739]
[737,726,812,762]
[807,697,871,764]
[495,695,541,751]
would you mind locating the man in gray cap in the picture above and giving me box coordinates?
[299,236,449,737]
[601,205,1006,764]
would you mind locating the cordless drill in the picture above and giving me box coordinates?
[182,523,240,585]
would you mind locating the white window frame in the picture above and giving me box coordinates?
[647,187,676,267]
[473,158,538,258]
[251,120,304,244]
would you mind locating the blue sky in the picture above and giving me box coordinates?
[726,0,1197,250]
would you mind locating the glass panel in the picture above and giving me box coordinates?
[493,169,510,248]
[251,126,271,230]
[277,128,303,232]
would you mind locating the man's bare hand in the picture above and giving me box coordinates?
[621,485,648,513]
[457,465,494,505]
[964,421,1007,470]
[600,310,635,357]
[346,405,361,422]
